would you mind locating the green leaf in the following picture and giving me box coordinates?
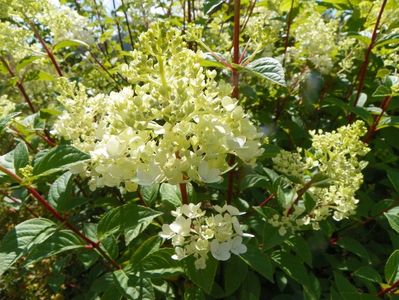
[184,286,206,300]
[387,169,399,194]
[97,203,162,242]
[242,57,286,86]
[203,0,225,15]
[13,142,29,176]
[160,183,182,208]
[140,184,159,206]
[25,230,85,265]
[289,236,313,266]
[185,256,218,294]
[16,55,43,72]
[141,248,184,278]
[239,271,261,300]
[385,212,399,234]
[113,270,155,300]
[129,236,162,267]
[48,172,73,210]
[375,32,399,48]
[224,255,248,295]
[0,218,56,276]
[32,145,90,177]
[0,112,20,133]
[373,85,392,97]
[334,272,361,299]
[336,237,370,262]
[53,39,89,52]
[353,266,382,283]
[240,242,274,282]
[385,250,399,284]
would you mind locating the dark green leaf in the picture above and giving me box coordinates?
[32,145,90,177]
[385,250,399,284]
[243,57,286,86]
[97,203,162,242]
[203,0,225,15]
[13,142,29,175]
[185,256,218,294]
[0,112,20,133]
[224,255,248,295]
[48,172,73,210]
[0,218,56,276]
[240,242,274,282]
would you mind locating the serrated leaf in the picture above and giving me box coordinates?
[385,250,399,284]
[25,230,85,265]
[97,203,162,242]
[243,57,286,86]
[113,270,154,300]
[141,248,184,278]
[336,237,370,262]
[48,171,73,210]
[160,183,182,208]
[0,112,20,133]
[32,145,90,177]
[0,218,56,276]
[13,142,29,176]
[140,184,159,206]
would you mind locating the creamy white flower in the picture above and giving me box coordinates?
[210,239,231,261]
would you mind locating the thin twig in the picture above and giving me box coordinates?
[28,20,63,76]
[349,0,388,119]
[283,0,295,67]
[121,0,134,49]
[0,165,121,270]
[377,279,399,297]
[0,56,36,113]
[226,0,241,205]
[363,95,393,144]
[259,194,274,207]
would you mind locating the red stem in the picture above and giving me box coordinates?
[283,0,295,67]
[259,194,274,207]
[179,183,189,205]
[0,56,36,113]
[363,95,392,144]
[350,0,387,116]
[0,165,121,270]
[377,279,399,297]
[226,0,240,205]
[0,191,39,218]
[28,20,63,77]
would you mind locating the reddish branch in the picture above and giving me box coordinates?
[179,183,189,205]
[350,0,388,116]
[0,56,36,113]
[259,194,274,207]
[0,165,121,270]
[226,0,241,205]
[28,20,63,77]
[363,95,393,144]
[377,279,399,297]
[283,0,295,66]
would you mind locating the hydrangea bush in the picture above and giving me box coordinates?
[0,0,399,299]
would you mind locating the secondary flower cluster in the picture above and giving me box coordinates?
[159,203,251,269]
[287,2,338,74]
[0,95,15,117]
[271,121,370,235]
[53,22,264,191]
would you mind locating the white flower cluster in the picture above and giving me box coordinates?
[53,22,264,191]
[159,203,251,269]
[0,95,16,117]
[287,3,338,73]
[271,121,370,234]
[38,3,94,44]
